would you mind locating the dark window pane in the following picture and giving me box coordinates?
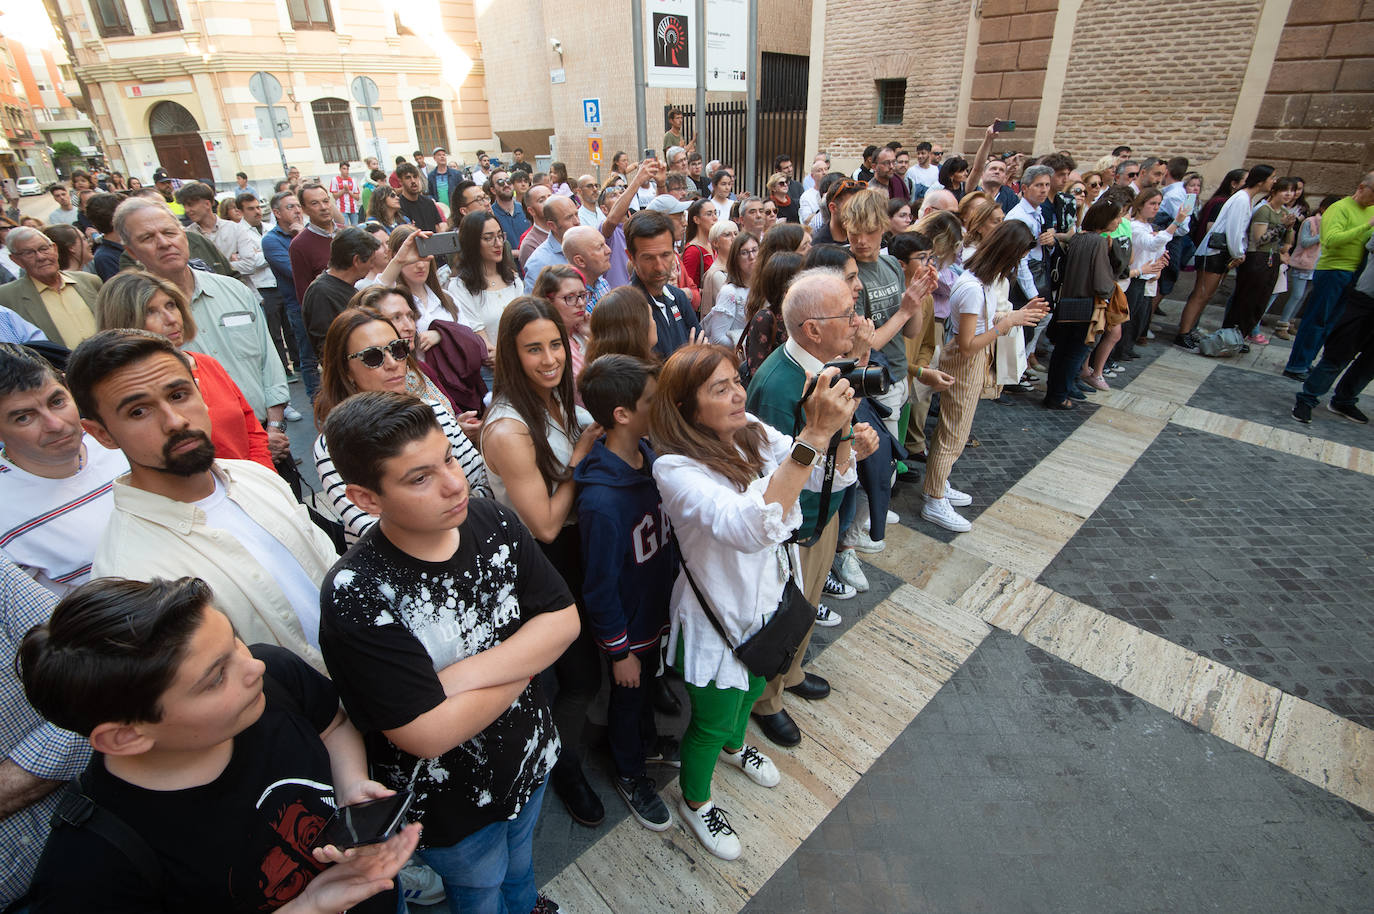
[411,97,447,159]
[312,98,358,164]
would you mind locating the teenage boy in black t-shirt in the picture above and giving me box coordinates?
[19,576,418,914]
[318,391,578,914]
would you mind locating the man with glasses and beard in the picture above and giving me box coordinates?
[488,168,530,243]
[67,328,339,672]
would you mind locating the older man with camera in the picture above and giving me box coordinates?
[743,268,882,747]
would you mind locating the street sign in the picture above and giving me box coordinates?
[248,72,290,178]
[583,98,601,126]
[248,71,283,105]
[588,135,602,165]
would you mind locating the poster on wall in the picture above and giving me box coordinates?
[705,0,747,92]
[644,0,697,89]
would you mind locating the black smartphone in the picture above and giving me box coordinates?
[643,147,657,161]
[312,791,414,851]
[993,119,1017,133]
[414,231,461,259]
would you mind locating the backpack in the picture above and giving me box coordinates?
[1196,327,1245,357]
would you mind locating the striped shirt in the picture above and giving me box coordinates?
[0,436,129,595]
[313,398,492,545]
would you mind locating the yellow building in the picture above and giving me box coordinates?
[49,0,496,187]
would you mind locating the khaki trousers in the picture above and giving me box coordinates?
[906,318,944,454]
[752,512,839,715]
[923,340,990,498]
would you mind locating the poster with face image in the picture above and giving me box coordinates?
[645,0,697,88]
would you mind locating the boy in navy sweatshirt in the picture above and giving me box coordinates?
[575,354,679,831]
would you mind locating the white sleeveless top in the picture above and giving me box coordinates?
[481,396,593,519]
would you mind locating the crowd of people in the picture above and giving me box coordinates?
[0,119,1371,913]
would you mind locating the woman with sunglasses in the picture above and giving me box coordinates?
[448,210,520,382]
[532,264,590,384]
[96,270,274,470]
[703,231,759,347]
[365,184,409,233]
[312,307,489,545]
[922,221,1047,532]
[481,297,606,829]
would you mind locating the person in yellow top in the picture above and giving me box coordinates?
[0,226,101,346]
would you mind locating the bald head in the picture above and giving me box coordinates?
[562,226,612,281]
[918,189,959,218]
[782,268,850,337]
[543,195,581,240]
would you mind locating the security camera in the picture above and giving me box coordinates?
[550,38,563,55]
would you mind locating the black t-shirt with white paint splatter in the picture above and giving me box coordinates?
[319,498,572,848]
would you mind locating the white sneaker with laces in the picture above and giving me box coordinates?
[842,527,886,554]
[720,745,781,787]
[814,603,842,627]
[922,495,971,532]
[834,550,869,592]
[943,482,972,507]
[885,510,899,524]
[679,798,742,860]
[283,404,304,422]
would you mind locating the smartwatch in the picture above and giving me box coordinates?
[789,439,822,468]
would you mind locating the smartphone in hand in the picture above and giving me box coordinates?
[312,791,414,851]
[414,231,462,259]
[993,119,1017,133]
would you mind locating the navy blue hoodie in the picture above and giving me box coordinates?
[574,438,676,659]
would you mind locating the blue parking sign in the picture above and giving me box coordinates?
[583,98,601,126]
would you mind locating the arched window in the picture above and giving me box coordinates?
[411,97,448,159]
[311,98,358,164]
[149,101,198,135]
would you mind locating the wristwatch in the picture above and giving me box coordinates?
[266,420,287,432]
[789,439,822,468]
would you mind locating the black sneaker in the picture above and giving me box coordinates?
[1174,331,1199,351]
[531,893,561,913]
[822,571,856,600]
[1282,369,1308,381]
[1292,401,1312,424]
[615,776,672,831]
[1328,402,1369,424]
[645,734,681,767]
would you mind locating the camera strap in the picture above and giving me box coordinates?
[791,430,842,548]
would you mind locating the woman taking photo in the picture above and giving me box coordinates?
[96,270,273,469]
[1044,199,1121,410]
[699,219,739,317]
[702,231,759,347]
[447,210,520,377]
[480,297,605,828]
[921,221,1046,533]
[312,307,489,545]
[682,198,719,290]
[585,286,658,363]
[532,264,591,383]
[368,224,461,333]
[738,250,804,379]
[650,343,862,860]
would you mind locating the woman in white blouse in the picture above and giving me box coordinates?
[650,343,859,861]
[446,210,521,380]
[700,231,758,347]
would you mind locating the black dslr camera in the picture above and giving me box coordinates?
[800,358,893,403]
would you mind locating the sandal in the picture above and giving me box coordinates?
[1043,399,1076,410]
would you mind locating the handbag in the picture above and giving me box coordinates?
[1207,231,1231,259]
[679,546,817,680]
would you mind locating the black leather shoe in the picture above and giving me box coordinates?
[651,676,682,716]
[751,709,801,747]
[553,770,605,827]
[784,672,831,701]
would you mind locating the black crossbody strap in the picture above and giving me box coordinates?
[790,433,841,547]
[676,539,798,655]
[53,772,166,897]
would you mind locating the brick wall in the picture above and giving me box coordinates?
[816,0,973,160]
[1246,0,1374,198]
[1053,0,1263,170]
[967,0,1058,158]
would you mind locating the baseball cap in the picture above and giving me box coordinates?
[645,194,690,214]
[152,168,171,183]
[432,146,447,155]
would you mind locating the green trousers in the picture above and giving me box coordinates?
[679,671,766,804]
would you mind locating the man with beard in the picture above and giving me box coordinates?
[67,329,338,670]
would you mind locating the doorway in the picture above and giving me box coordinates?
[149,101,212,180]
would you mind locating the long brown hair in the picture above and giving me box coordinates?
[739,250,802,350]
[649,344,768,492]
[958,191,1001,247]
[586,286,655,363]
[492,296,582,486]
[312,307,421,427]
[755,223,806,276]
[387,225,458,321]
[965,220,1033,285]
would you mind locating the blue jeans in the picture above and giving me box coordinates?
[343,211,361,225]
[417,780,547,914]
[283,297,320,398]
[1278,271,1312,324]
[1285,269,1355,373]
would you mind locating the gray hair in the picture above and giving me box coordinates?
[1021,164,1054,186]
[6,226,46,254]
[113,197,177,242]
[667,145,686,164]
[781,268,850,337]
[1115,159,1139,176]
[708,219,737,245]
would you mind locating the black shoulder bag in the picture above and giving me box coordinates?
[678,543,816,680]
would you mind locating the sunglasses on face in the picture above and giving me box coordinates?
[1125,171,1139,179]
[348,338,412,368]
[493,178,511,187]
[1087,181,1101,189]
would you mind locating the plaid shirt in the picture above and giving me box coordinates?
[0,551,90,906]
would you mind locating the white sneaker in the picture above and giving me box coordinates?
[943,482,972,507]
[283,404,304,422]
[833,550,869,592]
[922,496,971,532]
[679,798,742,860]
[842,527,886,554]
[815,603,842,627]
[720,744,781,787]
[398,859,446,905]
[886,510,899,524]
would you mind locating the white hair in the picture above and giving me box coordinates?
[6,226,45,254]
[781,268,849,337]
[112,196,177,242]
[918,189,959,219]
[708,219,737,245]
[667,145,686,164]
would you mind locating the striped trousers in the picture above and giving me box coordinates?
[923,339,992,498]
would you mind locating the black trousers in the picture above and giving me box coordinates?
[539,525,601,785]
[606,646,662,779]
[1226,251,1280,336]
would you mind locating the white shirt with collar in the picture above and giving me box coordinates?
[191,216,273,290]
[188,271,289,418]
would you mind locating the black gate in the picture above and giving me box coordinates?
[667,52,808,195]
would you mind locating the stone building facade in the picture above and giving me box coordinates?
[808,0,1374,198]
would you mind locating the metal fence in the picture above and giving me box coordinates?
[669,102,806,195]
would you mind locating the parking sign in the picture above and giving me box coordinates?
[583,98,601,126]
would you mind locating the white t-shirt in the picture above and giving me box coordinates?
[195,477,322,647]
[449,278,521,338]
[949,270,995,335]
[908,163,940,191]
[0,436,129,594]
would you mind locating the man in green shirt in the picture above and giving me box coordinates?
[1285,171,1374,379]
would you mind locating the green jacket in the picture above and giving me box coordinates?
[1315,197,1374,273]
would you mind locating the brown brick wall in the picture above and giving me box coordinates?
[1053,0,1264,170]
[1246,0,1374,198]
[967,0,1058,158]
[816,0,974,159]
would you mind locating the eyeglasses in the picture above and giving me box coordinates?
[557,291,590,307]
[1086,181,1102,189]
[11,243,53,257]
[481,231,506,244]
[347,338,412,368]
[810,308,858,322]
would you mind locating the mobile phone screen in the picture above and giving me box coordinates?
[643,147,657,160]
[312,791,413,851]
